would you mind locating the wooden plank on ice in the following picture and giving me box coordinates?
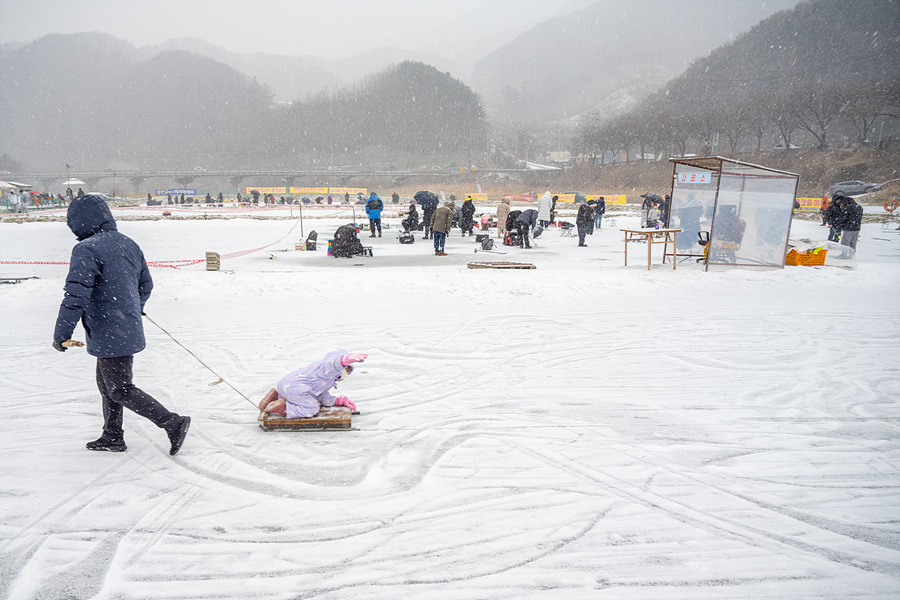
[467,261,536,270]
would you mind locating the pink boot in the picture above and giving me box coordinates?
[257,388,278,411]
[263,398,286,416]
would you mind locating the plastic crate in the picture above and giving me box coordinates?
[785,248,827,266]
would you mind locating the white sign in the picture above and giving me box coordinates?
[677,172,711,184]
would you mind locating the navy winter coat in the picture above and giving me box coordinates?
[54,195,152,358]
[516,209,538,228]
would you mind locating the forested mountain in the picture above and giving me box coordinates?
[574,0,900,160]
[139,38,344,104]
[471,0,801,124]
[0,34,484,172]
[266,61,485,168]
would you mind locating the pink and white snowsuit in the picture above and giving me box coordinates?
[276,349,347,419]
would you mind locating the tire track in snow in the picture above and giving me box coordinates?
[505,438,900,576]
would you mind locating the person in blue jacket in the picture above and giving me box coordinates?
[365,192,384,237]
[52,194,190,455]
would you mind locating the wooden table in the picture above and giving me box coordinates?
[621,228,682,270]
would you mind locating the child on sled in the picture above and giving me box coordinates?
[258,349,367,418]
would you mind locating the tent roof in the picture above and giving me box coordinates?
[669,156,797,178]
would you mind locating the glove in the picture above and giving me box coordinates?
[334,396,357,411]
[52,340,66,353]
[341,352,367,367]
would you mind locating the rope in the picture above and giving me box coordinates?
[144,314,259,409]
[2,217,302,270]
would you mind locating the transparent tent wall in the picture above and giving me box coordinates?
[669,168,718,258]
[707,172,797,268]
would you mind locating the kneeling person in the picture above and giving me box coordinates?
[261,350,367,418]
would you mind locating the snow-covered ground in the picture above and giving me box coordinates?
[2,206,899,599]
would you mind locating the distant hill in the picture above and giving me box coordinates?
[0,35,485,172]
[139,38,343,103]
[470,0,801,124]
[573,0,900,163]
[141,38,464,103]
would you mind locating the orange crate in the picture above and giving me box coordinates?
[786,248,827,266]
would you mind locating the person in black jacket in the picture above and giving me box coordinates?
[826,195,843,242]
[594,196,606,229]
[576,202,595,247]
[838,195,863,256]
[52,195,190,455]
[402,202,419,232]
[515,209,538,249]
[460,196,476,236]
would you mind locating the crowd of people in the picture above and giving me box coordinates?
[4,187,84,212]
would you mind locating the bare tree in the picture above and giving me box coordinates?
[842,80,900,146]
[792,85,845,149]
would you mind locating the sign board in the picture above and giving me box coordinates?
[677,172,711,184]
[328,187,367,195]
[243,187,286,195]
[168,189,196,195]
[587,194,626,205]
[796,197,827,212]
[289,187,328,195]
[503,194,535,203]
[464,193,488,202]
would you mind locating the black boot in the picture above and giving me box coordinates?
[86,435,127,452]
[164,416,191,456]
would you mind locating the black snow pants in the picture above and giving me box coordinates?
[96,356,180,440]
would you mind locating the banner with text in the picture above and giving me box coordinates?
[328,187,368,195]
[797,197,827,212]
[243,187,286,195]
[587,194,626,205]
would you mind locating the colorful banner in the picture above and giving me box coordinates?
[502,194,535,203]
[289,187,328,195]
[463,193,488,202]
[797,197,827,212]
[328,187,367,195]
[243,187,286,195]
[167,188,196,195]
[587,194,626,205]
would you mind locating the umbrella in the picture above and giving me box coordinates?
[63,178,85,186]
[413,191,439,210]
[0,180,15,189]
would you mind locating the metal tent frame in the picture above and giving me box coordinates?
[668,156,799,271]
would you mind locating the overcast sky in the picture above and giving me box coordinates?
[0,0,593,63]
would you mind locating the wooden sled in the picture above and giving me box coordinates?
[257,388,356,431]
[467,261,536,270]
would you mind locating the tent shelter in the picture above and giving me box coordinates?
[667,156,798,270]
